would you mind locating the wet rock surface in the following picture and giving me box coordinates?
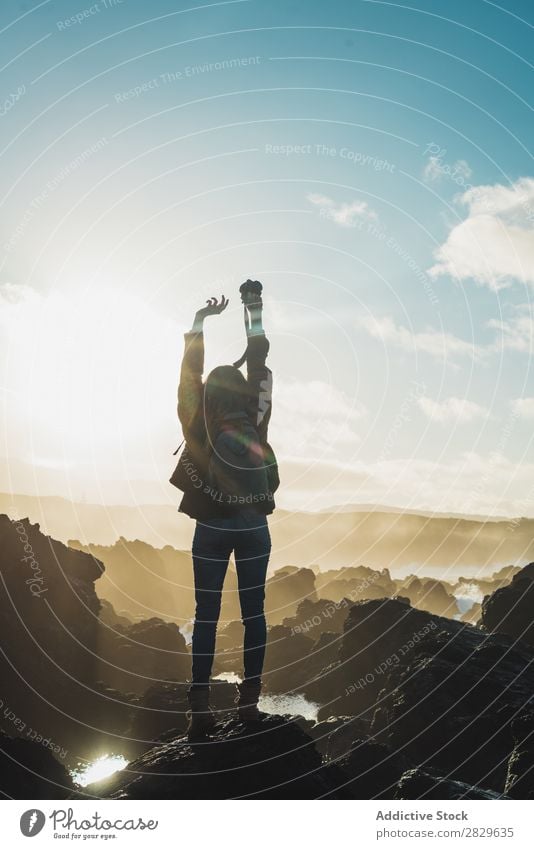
[74,715,337,800]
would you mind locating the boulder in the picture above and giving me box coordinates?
[0,730,74,799]
[74,715,338,799]
[282,596,351,635]
[303,598,452,718]
[96,617,190,695]
[401,576,459,618]
[126,681,237,755]
[371,627,534,793]
[265,566,317,625]
[481,562,534,646]
[394,768,502,799]
[504,713,534,799]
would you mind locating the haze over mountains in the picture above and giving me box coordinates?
[2,490,533,575]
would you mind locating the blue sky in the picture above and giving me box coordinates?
[0,0,533,515]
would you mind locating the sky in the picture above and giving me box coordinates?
[0,0,533,516]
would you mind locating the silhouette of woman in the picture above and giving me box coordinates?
[176,282,276,737]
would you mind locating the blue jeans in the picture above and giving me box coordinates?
[190,511,271,688]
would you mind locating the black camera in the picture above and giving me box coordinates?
[239,279,263,302]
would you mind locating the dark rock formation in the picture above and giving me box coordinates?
[371,628,534,794]
[309,716,374,761]
[0,515,132,761]
[0,515,188,763]
[304,598,447,719]
[74,715,338,800]
[315,565,396,604]
[98,599,133,628]
[69,538,242,627]
[3,517,532,800]
[126,681,238,756]
[400,576,459,618]
[461,601,482,624]
[327,737,411,799]
[456,565,520,600]
[71,711,507,800]
[262,625,315,691]
[96,616,190,695]
[282,596,351,634]
[504,713,534,799]
[394,768,502,799]
[291,596,534,796]
[0,730,74,799]
[265,566,317,624]
[481,562,534,646]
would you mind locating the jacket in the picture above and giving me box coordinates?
[176,329,275,519]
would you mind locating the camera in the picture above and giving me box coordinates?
[239,279,263,305]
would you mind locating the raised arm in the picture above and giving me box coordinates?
[177,296,228,443]
[241,285,272,442]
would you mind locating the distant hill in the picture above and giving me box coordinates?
[2,491,533,574]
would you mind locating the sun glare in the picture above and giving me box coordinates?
[71,754,129,787]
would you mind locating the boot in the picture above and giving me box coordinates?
[235,679,263,724]
[186,686,216,739]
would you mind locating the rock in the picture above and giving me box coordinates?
[74,715,339,799]
[394,768,502,799]
[400,576,459,618]
[126,681,237,755]
[306,716,372,764]
[455,565,519,600]
[303,598,453,718]
[0,515,130,760]
[461,601,482,624]
[481,562,534,646]
[97,617,190,695]
[98,599,133,628]
[69,538,242,627]
[265,566,317,625]
[315,565,396,597]
[0,514,103,665]
[0,515,177,762]
[371,627,534,793]
[330,737,411,799]
[262,625,315,692]
[282,596,351,635]
[0,730,74,799]
[504,713,534,799]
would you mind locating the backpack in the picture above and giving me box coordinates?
[204,414,277,508]
[169,423,279,503]
[169,439,208,493]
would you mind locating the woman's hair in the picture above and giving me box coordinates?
[203,365,250,441]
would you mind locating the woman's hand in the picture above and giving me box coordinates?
[191,295,228,331]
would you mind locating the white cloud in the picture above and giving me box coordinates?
[487,304,534,353]
[270,378,366,458]
[357,315,479,362]
[429,177,534,289]
[307,193,377,227]
[417,395,488,424]
[510,397,534,419]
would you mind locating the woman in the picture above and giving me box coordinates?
[177,283,276,737]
